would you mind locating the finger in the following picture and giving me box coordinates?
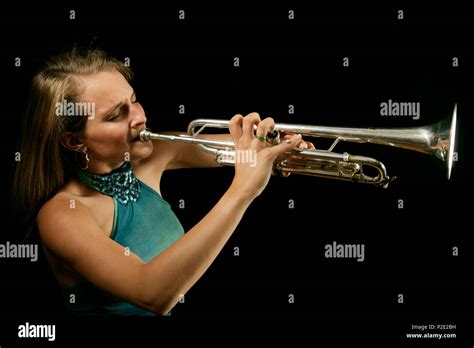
[228,114,244,144]
[297,141,308,150]
[282,134,314,150]
[267,133,302,160]
[254,117,275,144]
[242,112,261,143]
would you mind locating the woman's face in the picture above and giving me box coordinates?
[78,70,153,173]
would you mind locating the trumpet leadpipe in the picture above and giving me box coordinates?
[140,129,234,148]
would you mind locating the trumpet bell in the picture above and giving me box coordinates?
[444,104,457,179]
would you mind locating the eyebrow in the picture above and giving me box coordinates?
[103,90,135,118]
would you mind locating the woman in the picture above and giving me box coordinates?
[12,49,312,316]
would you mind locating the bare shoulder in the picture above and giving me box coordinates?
[36,188,152,311]
[38,190,82,220]
[38,182,115,252]
[37,187,123,271]
[37,190,94,243]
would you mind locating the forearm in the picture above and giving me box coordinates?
[163,132,232,169]
[193,133,233,168]
[140,184,251,314]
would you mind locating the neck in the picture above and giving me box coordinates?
[85,160,127,175]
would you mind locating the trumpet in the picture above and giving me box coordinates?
[140,105,457,188]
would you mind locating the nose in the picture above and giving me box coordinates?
[130,103,147,129]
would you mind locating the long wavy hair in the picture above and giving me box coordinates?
[11,48,132,240]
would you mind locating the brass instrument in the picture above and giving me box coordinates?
[140,105,457,188]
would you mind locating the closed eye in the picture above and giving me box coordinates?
[106,91,137,121]
[108,106,126,121]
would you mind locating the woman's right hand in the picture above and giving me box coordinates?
[227,112,302,201]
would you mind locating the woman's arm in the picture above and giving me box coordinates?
[150,132,232,170]
[38,185,252,315]
[140,184,252,313]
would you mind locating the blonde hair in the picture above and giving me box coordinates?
[11,48,132,239]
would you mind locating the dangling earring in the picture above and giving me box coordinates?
[79,147,90,170]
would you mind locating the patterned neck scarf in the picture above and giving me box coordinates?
[77,161,141,205]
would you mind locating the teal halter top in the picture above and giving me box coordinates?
[60,162,185,316]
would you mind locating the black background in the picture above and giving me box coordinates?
[0,2,473,346]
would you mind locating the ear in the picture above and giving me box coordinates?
[60,131,84,152]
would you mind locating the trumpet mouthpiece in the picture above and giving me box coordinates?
[139,128,151,142]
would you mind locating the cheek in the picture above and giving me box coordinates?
[99,132,128,148]
[86,125,130,156]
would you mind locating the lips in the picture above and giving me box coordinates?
[130,135,141,142]
[131,128,147,143]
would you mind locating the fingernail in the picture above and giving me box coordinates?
[285,139,292,144]
[298,142,308,149]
